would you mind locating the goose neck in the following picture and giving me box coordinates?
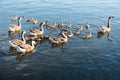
[21,32,26,42]
[62,32,67,40]
[18,18,22,27]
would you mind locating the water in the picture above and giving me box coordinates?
[0,0,120,80]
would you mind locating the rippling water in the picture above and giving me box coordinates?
[0,0,120,80]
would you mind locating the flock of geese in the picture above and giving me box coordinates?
[8,15,114,54]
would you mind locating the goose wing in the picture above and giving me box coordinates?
[19,44,32,50]
[11,39,25,45]
[29,29,40,33]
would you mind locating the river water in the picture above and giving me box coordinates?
[0,0,120,80]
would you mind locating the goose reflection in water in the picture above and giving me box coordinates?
[51,43,66,52]
[97,32,112,41]
[16,48,36,62]
[8,31,21,36]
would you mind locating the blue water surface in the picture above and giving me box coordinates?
[0,0,120,80]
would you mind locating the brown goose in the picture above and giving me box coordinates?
[9,16,24,32]
[98,16,114,33]
[29,22,44,36]
[16,40,36,53]
[9,30,26,47]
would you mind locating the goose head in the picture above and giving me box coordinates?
[18,16,24,21]
[31,40,36,45]
[21,30,26,34]
[108,16,114,20]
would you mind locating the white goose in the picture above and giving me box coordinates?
[98,16,114,33]
[29,22,44,36]
[16,40,36,53]
[9,30,26,47]
[9,16,24,32]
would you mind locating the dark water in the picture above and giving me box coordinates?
[0,0,120,80]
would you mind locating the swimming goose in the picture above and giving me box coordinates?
[9,16,24,32]
[98,16,114,33]
[49,32,68,44]
[74,25,83,35]
[83,32,92,39]
[9,30,26,47]
[85,22,90,29]
[42,20,49,27]
[11,15,17,21]
[60,29,73,38]
[66,22,72,28]
[58,20,64,28]
[16,40,36,53]
[26,17,34,22]
[51,22,57,29]
[29,22,44,36]
[32,18,38,25]
[67,31,73,38]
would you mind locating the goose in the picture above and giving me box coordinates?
[11,15,17,21]
[98,16,114,33]
[51,22,57,29]
[66,22,72,28]
[29,22,44,36]
[58,20,64,28]
[9,30,26,47]
[9,16,24,32]
[26,17,34,22]
[67,31,73,38]
[44,21,49,27]
[32,18,38,25]
[60,29,73,38]
[85,22,90,29]
[83,32,92,39]
[16,40,36,53]
[48,34,59,44]
[49,32,68,44]
[74,25,83,35]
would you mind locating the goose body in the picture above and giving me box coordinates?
[83,32,92,39]
[29,22,44,36]
[16,40,36,53]
[75,25,83,35]
[51,22,57,29]
[66,22,72,28]
[98,16,114,33]
[58,21,64,28]
[9,16,24,32]
[32,18,38,25]
[49,32,68,44]
[48,35,59,44]
[9,31,26,47]
[85,22,90,29]
[11,15,17,21]
[26,17,34,22]
[67,31,73,38]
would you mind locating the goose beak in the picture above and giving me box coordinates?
[112,16,114,18]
